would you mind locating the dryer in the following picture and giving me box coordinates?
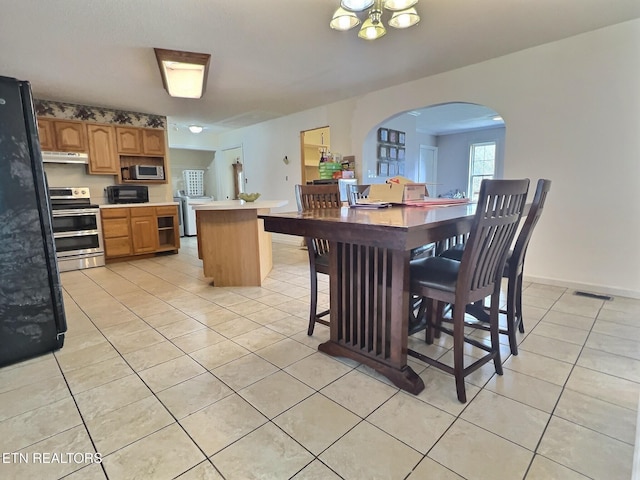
[182,195,214,236]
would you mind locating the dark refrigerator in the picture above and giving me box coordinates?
[0,75,66,366]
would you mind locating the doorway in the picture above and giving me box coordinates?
[300,126,330,184]
[217,146,243,200]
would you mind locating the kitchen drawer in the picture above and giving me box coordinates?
[104,237,132,257]
[156,205,177,216]
[102,218,130,238]
[101,208,130,219]
[130,206,156,217]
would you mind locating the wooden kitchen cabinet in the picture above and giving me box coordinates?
[130,207,158,254]
[115,127,142,154]
[101,205,179,261]
[141,129,165,155]
[86,124,119,174]
[53,120,87,152]
[115,126,168,184]
[155,205,180,252]
[36,118,87,152]
[101,208,133,258]
[37,118,56,151]
[115,127,165,155]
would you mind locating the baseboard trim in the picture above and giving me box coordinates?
[524,275,640,300]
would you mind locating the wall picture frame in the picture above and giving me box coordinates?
[398,162,405,176]
[378,161,389,176]
[378,128,389,143]
[398,132,405,145]
[388,162,398,176]
[389,129,398,144]
[389,146,398,160]
[377,145,388,159]
[397,147,405,160]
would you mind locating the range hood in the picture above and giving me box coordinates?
[42,151,89,164]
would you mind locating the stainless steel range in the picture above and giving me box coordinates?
[48,187,105,272]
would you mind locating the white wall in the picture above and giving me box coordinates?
[210,19,640,298]
[436,126,506,196]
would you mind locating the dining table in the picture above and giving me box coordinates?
[259,200,481,395]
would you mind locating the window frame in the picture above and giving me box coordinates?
[468,141,497,201]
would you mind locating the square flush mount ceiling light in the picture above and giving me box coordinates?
[154,48,211,99]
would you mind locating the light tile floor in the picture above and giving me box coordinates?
[1,237,638,479]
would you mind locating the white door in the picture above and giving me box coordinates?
[217,147,242,200]
[418,145,438,197]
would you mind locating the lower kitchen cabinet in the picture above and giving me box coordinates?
[101,205,180,261]
[130,207,158,254]
[101,208,132,258]
[155,205,180,252]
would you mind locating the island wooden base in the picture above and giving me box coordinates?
[196,208,273,286]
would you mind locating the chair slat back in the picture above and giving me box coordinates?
[347,184,371,206]
[295,184,342,211]
[510,179,551,270]
[295,184,341,258]
[458,179,529,296]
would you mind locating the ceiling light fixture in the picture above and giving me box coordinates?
[188,125,204,134]
[154,48,211,99]
[330,0,420,40]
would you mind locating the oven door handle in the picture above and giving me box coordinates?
[53,230,100,239]
[52,209,100,216]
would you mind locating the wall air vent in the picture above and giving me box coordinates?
[574,291,613,301]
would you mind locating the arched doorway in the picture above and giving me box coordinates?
[370,102,505,198]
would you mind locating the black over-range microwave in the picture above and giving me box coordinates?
[105,185,149,204]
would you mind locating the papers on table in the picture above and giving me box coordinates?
[350,200,391,208]
[402,198,470,207]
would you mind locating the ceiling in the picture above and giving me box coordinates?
[1,1,638,136]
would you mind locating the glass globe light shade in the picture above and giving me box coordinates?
[330,7,360,30]
[341,0,374,12]
[383,0,418,11]
[388,8,420,28]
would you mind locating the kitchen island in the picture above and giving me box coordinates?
[192,200,288,286]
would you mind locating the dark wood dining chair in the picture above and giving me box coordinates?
[347,183,371,205]
[408,178,530,403]
[295,184,341,335]
[439,179,551,355]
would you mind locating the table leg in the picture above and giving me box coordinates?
[318,242,425,394]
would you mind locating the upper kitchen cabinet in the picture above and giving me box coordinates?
[116,127,142,154]
[116,127,165,156]
[36,118,56,151]
[53,120,87,152]
[141,129,165,156]
[115,126,167,183]
[37,118,87,152]
[86,124,119,175]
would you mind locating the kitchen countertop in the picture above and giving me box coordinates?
[99,202,179,208]
[190,200,287,210]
